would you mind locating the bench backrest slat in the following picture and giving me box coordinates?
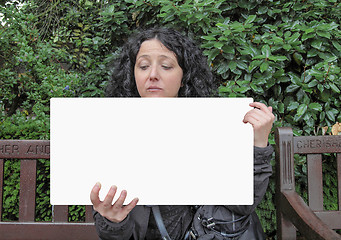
[307,154,323,211]
[0,159,3,220]
[338,153,341,210]
[19,159,37,222]
[0,140,50,159]
[53,205,68,222]
[85,205,93,223]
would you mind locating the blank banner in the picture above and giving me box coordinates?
[50,98,254,205]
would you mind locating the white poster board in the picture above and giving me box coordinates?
[50,98,254,205]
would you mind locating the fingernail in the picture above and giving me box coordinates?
[95,182,101,189]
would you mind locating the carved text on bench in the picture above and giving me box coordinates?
[0,144,50,155]
[297,139,341,149]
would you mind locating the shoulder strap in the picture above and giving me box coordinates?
[151,205,172,240]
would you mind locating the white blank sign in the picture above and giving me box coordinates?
[50,98,254,205]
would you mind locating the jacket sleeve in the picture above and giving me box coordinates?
[225,145,273,216]
[93,210,134,240]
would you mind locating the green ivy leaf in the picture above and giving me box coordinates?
[287,102,299,111]
[245,15,256,24]
[236,61,248,70]
[317,84,324,92]
[326,110,335,121]
[216,62,229,75]
[268,56,288,62]
[297,104,308,116]
[311,40,323,50]
[228,61,237,71]
[308,103,322,111]
[250,83,263,93]
[260,61,269,73]
[202,35,216,41]
[308,79,318,87]
[316,30,331,39]
[261,45,271,58]
[207,48,220,61]
[222,45,235,54]
[332,41,341,51]
[214,42,224,49]
[329,83,340,93]
[286,84,300,93]
[287,32,300,44]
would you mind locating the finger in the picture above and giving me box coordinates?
[243,109,267,124]
[90,182,102,207]
[249,102,272,116]
[113,190,128,209]
[103,185,117,207]
[244,114,262,128]
[121,197,139,215]
[245,106,274,123]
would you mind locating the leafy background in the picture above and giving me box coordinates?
[1,0,340,238]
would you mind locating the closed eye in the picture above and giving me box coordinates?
[162,65,172,70]
[139,65,149,70]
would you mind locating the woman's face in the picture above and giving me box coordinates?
[134,39,183,97]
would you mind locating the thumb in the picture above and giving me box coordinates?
[90,182,102,206]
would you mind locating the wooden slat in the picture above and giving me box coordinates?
[0,222,97,240]
[85,205,93,223]
[315,211,341,230]
[281,190,341,240]
[307,154,323,211]
[277,212,297,240]
[19,160,37,222]
[294,135,341,154]
[0,140,50,159]
[336,153,341,211]
[53,205,68,222]
[0,159,3,220]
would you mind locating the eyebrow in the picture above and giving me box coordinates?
[136,54,174,61]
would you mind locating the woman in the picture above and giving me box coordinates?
[90,27,274,240]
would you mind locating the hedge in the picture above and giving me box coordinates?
[1,0,340,237]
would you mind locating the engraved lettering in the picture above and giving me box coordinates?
[45,145,50,154]
[0,145,20,154]
[25,144,49,155]
[332,141,338,147]
[12,145,19,153]
[36,145,44,154]
[304,140,309,148]
[26,145,35,154]
[325,140,331,148]
[316,140,321,148]
[5,145,11,153]
[310,140,315,148]
[297,141,302,149]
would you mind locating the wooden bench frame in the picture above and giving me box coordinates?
[275,127,341,240]
[0,140,98,240]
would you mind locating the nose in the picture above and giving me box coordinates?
[149,64,159,81]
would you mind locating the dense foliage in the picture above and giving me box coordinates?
[1,0,340,237]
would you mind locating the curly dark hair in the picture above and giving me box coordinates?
[105,27,218,97]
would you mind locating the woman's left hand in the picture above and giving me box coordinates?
[243,102,275,148]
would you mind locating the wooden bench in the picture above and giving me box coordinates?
[275,127,341,240]
[0,140,98,240]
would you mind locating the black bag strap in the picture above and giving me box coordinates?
[151,205,172,240]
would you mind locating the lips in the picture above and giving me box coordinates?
[147,86,162,91]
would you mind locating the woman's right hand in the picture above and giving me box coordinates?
[90,182,139,223]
